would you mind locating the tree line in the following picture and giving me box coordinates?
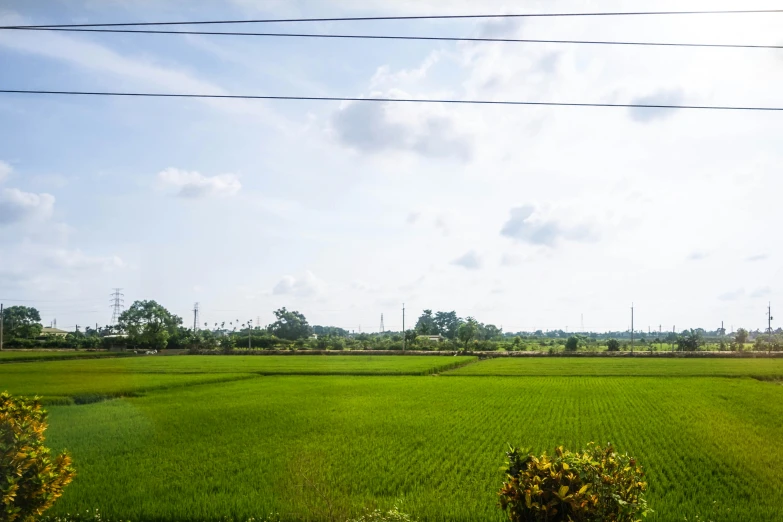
[1,302,781,352]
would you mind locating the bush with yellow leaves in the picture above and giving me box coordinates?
[498,443,651,522]
[1,391,75,522]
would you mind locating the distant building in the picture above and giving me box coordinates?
[420,334,445,342]
[41,327,69,337]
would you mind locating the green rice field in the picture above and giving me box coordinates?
[2,354,782,521]
[0,350,128,362]
[448,355,783,378]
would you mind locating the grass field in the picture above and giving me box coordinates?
[448,356,783,378]
[3,355,783,521]
[0,354,476,377]
[0,350,128,362]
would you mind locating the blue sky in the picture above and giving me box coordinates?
[0,0,781,333]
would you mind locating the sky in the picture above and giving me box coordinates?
[0,0,781,334]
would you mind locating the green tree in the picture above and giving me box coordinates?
[479,323,503,341]
[268,308,312,341]
[457,317,479,350]
[676,329,703,352]
[118,300,182,350]
[734,328,749,347]
[1,306,43,339]
[565,335,580,352]
[606,339,620,352]
[414,310,438,335]
[433,311,460,340]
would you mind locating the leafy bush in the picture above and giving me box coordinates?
[676,330,703,352]
[606,339,620,352]
[498,443,651,522]
[565,336,580,352]
[1,391,75,522]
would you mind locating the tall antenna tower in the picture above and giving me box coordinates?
[110,288,124,325]
[379,313,385,333]
[193,302,200,331]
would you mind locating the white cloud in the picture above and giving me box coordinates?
[0,161,11,183]
[501,205,597,246]
[331,99,473,161]
[44,248,125,272]
[750,287,772,299]
[718,289,744,301]
[629,89,685,123]
[273,271,325,297]
[158,168,241,198]
[452,250,482,270]
[688,251,710,261]
[0,188,55,225]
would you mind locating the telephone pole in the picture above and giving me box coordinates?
[630,303,634,354]
[193,302,200,331]
[379,313,385,333]
[402,303,406,352]
[0,303,4,351]
[768,302,774,340]
[248,319,253,350]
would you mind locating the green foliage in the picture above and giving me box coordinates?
[499,443,651,521]
[414,310,438,336]
[267,308,312,341]
[606,339,620,352]
[564,336,581,352]
[676,330,704,352]
[118,300,182,350]
[1,392,75,522]
[754,334,783,353]
[734,328,749,345]
[1,306,43,340]
[433,311,460,340]
[458,317,479,349]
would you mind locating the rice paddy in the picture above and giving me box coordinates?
[2,354,782,521]
[0,350,128,362]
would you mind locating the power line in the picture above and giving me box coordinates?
[4,27,780,51]
[3,9,782,29]
[2,89,782,112]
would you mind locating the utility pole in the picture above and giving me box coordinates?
[768,302,774,344]
[0,303,4,351]
[630,303,634,354]
[672,325,675,352]
[402,303,406,352]
[248,319,252,350]
[193,302,199,332]
[379,313,385,334]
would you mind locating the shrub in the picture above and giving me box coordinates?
[606,339,620,352]
[498,443,651,522]
[564,336,580,352]
[1,391,75,522]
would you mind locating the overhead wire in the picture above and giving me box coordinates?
[1,9,782,28]
[1,27,780,51]
[1,89,781,112]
